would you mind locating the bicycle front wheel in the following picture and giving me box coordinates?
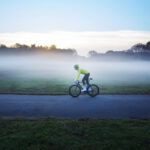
[69,85,81,97]
[87,84,99,97]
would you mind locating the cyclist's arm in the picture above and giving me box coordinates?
[75,69,81,80]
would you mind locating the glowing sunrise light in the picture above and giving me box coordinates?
[0,31,150,56]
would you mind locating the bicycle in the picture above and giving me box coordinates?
[69,78,99,97]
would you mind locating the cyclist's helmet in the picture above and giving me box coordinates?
[74,64,79,70]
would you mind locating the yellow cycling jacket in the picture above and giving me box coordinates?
[75,68,89,80]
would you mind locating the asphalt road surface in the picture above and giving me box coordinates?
[0,94,150,118]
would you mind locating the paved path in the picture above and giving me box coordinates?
[0,94,150,118]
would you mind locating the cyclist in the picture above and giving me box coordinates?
[74,64,90,92]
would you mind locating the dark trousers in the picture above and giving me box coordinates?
[82,73,90,86]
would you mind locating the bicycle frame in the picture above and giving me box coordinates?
[75,81,91,90]
[76,82,82,89]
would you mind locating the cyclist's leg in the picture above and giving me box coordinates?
[82,75,86,85]
[85,73,90,86]
[82,75,87,91]
[85,73,92,91]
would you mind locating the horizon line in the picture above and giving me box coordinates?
[0,30,150,56]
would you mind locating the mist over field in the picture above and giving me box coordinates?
[1,55,150,86]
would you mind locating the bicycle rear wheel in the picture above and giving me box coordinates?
[87,84,99,97]
[69,85,81,97]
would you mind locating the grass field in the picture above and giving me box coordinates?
[0,117,150,150]
[0,76,150,94]
[1,77,150,95]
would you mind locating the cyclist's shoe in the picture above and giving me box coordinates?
[88,87,92,92]
[81,85,87,92]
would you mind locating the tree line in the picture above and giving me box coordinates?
[0,43,77,57]
[88,41,150,61]
[1,41,150,61]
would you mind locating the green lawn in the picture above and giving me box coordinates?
[0,117,150,150]
[0,77,150,94]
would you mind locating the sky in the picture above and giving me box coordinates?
[0,0,150,55]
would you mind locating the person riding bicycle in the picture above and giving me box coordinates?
[74,64,90,92]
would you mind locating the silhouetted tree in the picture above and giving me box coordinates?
[131,43,146,52]
[49,45,57,50]
[13,43,30,49]
[146,41,150,50]
[88,50,98,57]
[0,44,7,49]
[31,44,36,48]
[106,50,114,55]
